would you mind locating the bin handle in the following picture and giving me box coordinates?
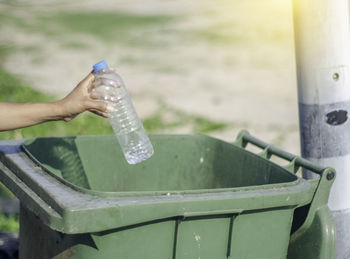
[234,130,331,177]
[234,131,336,257]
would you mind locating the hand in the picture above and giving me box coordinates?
[57,72,110,121]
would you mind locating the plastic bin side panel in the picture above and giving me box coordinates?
[175,216,231,259]
[88,221,175,259]
[229,209,294,259]
[20,205,294,259]
[19,206,175,259]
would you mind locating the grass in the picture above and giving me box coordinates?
[0,69,52,103]
[191,21,290,47]
[0,0,293,52]
[0,64,228,137]
[60,41,89,50]
[0,214,19,233]
[143,103,228,134]
[0,9,176,49]
[184,0,292,47]
[192,116,228,133]
[143,112,181,132]
[0,45,15,64]
[0,183,14,199]
[0,13,25,29]
[39,11,175,47]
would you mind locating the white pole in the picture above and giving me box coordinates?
[292,0,350,257]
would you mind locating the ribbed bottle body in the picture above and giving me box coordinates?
[93,68,153,164]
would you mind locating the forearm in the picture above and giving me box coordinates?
[0,102,64,131]
[0,72,107,132]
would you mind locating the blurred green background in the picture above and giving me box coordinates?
[0,0,298,232]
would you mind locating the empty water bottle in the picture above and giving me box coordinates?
[92,60,154,164]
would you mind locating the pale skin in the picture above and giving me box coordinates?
[0,72,109,131]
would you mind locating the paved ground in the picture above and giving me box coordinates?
[0,0,301,155]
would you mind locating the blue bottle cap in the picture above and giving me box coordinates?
[93,60,108,72]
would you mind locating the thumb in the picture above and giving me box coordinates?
[82,72,95,84]
[79,72,95,91]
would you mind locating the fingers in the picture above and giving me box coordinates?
[90,91,103,100]
[63,115,77,122]
[90,92,120,103]
[63,117,73,122]
[90,109,109,118]
[86,99,109,113]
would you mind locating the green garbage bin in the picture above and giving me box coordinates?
[0,131,335,259]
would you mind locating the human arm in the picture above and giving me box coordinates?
[0,72,108,131]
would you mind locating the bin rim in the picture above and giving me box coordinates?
[20,134,303,198]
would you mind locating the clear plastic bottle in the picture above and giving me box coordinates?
[92,60,154,164]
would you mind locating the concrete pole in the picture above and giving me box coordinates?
[292,0,350,257]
